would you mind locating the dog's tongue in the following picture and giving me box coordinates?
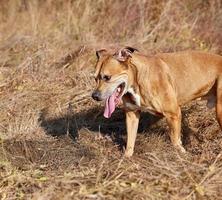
[104,91,118,118]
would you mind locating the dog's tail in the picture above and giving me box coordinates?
[216,75,222,127]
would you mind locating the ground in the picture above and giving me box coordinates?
[0,0,222,199]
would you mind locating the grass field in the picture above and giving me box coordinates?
[0,0,222,199]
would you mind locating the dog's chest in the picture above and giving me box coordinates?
[123,88,161,115]
[122,88,140,110]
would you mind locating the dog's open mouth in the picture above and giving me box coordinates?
[104,82,125,118]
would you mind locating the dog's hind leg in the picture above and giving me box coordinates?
[216,76,222,127]
[164,106,186,153]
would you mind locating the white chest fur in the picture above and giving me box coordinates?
[127,87,141,106]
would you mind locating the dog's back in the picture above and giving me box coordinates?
[154,51,222,104]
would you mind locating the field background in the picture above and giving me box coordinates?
[0,0,222,199]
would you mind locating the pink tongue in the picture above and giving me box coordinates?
[104,91,118,118]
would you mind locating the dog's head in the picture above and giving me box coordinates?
[92,47,137,118]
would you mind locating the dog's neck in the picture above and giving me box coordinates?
[122,57,144,108]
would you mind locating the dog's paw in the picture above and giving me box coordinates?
[124,149,134,157]
[175,145,186,153]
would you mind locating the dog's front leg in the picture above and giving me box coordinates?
[125,110,140,157]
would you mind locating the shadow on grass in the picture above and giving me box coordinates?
[39,105,198,151]
[39,106,161,150]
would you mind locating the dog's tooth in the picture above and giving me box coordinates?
[117,87,121,92]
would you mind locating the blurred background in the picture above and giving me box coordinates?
[1,0,222,52]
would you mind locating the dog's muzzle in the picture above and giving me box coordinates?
[92,90,102,101]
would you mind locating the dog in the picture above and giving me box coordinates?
[92,47,222,157]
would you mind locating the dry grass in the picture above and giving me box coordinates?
[0,0,222,199]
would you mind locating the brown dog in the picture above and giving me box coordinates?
[92,47,222,157]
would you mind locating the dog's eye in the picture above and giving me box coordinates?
[95,74,101,81]
[103,75,111,81]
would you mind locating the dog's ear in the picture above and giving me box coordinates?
[96,49,107,59]
[124,46,138,53]
[114,47,138,62]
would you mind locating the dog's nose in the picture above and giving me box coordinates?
[92,91,102,101]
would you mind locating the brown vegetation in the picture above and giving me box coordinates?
[0,0,222,199]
